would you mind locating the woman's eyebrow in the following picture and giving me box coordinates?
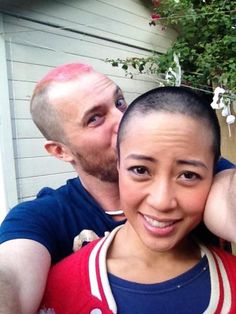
[177,159,208,169]
[125,156,208,169]
[126,154,156,163]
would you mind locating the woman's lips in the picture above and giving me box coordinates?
[143,215,176,228]
[142,214,181,236]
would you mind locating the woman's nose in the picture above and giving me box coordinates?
[146,179,177,212]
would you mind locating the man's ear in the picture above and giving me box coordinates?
[44,140,74,162]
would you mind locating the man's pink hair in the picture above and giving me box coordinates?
[34,63,94,94]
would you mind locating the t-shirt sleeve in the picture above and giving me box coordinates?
[0,195,60,259]
[214,156,235,174]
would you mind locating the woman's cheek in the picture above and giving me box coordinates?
[183,188,211,215]
[119,178,141,208]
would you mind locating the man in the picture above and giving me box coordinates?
[0,63,235,314]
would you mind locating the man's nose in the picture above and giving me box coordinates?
[112,107,123,134]
[146,179,177,212]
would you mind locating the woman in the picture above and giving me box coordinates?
[40,87,236,314]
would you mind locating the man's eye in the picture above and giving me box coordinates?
[116,98,127,112]
[87,115,103,126]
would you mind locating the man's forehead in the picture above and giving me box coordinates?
[78,73,121,101]
[49,73,121,117]
[52,71,117,95]
[79,83,121,117]
[78,71,117,91]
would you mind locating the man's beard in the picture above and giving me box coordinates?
[75,150,118,183]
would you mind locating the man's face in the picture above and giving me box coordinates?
[50,72,127,182]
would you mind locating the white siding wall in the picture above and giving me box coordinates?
[0,0,175,213]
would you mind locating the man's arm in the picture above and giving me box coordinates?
[0,239,51,314]
[204,169,236,243]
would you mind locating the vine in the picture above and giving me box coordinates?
[107,0,236,131]
[108,0,236,91]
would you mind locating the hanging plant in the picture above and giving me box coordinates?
[107,0,236,132]
[108,0,236,91]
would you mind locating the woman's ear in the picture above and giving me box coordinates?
[44,140,74,162]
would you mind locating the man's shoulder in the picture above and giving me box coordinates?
[12,177,83,211]
[215,157,235,173]
[0,177,87,233]
[36,177,80,199]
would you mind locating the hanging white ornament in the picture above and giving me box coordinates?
[165,53,182,86]
[226,115,236,125]
[218,97,225,109]
[226,105,235,137]
[211,87,225,109]
[211,87,235,137]
[221,106,230,117]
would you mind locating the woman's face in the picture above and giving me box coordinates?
[118,112,215,253]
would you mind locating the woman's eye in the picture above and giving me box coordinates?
[116,98,127,112]
[180,171,200,180]
[129,166,149,176]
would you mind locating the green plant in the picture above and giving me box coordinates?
[107,0,236,94]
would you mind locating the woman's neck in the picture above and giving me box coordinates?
[107,223,201,284]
